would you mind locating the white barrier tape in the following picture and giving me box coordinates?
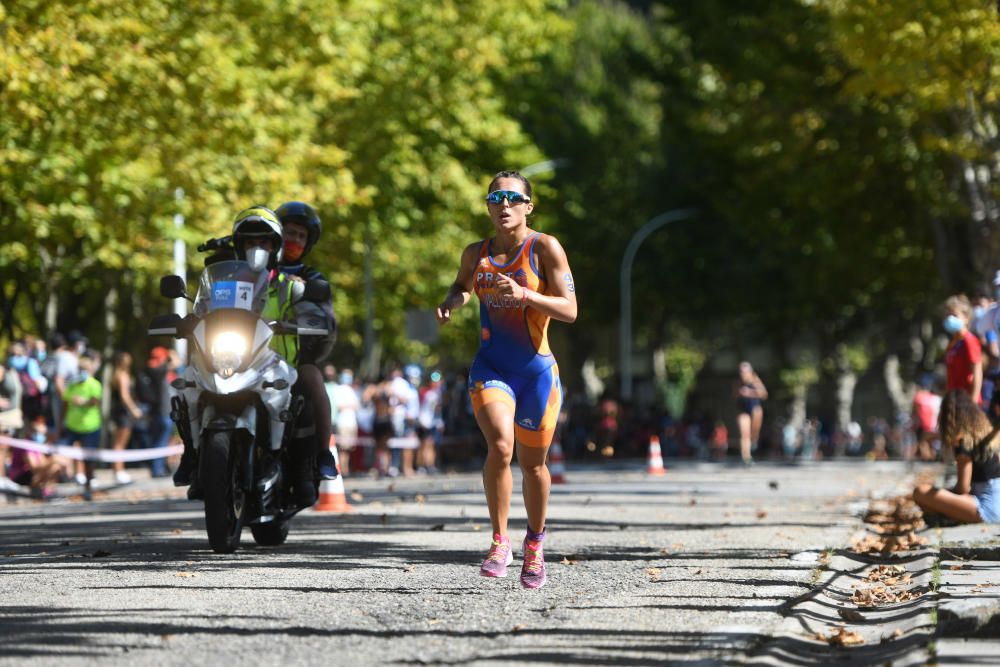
[335,435,420,449]
[0,435,183,463]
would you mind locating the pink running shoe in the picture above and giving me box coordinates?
[480,534,513,577]
[520,535,547,589]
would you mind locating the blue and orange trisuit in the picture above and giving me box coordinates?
[469,232,562,447]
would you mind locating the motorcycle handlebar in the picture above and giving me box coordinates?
[197,235,234,253]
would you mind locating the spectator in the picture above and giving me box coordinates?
[913,375,942,461]
[0,363,23,477]
[710,420,729,461]
[417,370,444,474]
[135,347,173,478]
[7,418,70,498]
[108,351,143,484]
[332,369,360,475]
[363,375,397,476]
[7,340,47,422]
[595,392,619,459]
[59,354,102,499]
[943,294,983,403]
[51,332,80,438]
[913,389,1000,524]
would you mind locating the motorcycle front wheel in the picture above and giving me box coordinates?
[250,521,290,546]
[201,431,246,554]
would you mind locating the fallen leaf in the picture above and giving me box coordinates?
[91,549,111,558]
[561,557,579,566]
[825,626,865,647]
[768,481,779,490]
[838,608,865,622]
[428,619,440,625]
[950,564,964,571]
[161,634,173,641]
[171,528,183,535]
[387,483,396,492]
[693,568,703,575]
[756,509,768,519]
[472,524,482,531]
[689,499,697,506]
[512,624,528,632]
[350,491,364,502]
[645,567,661,581]
[402,565,415,573]
[414,494,426,504]
[175,572,198,578]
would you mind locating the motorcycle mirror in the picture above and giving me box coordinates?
[303,279,331,302]
[246,246,269,273]
[160,275,189,300]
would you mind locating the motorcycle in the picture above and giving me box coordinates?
[148,240,328,553]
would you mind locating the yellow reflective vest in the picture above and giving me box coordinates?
[261,272,300,364]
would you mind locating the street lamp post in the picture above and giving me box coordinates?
[619,208,698,401]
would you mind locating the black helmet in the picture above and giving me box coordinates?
[232,205,283,270]
[275,201,321,261]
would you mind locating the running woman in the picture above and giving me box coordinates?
[436,171,577,589]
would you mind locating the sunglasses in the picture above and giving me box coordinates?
[485,190,531,205]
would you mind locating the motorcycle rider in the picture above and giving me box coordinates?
[274,201,338,481]
[172,205,331,506]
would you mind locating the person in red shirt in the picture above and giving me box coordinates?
[943,295,983,403]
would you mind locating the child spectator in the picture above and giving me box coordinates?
[59,354,102,499]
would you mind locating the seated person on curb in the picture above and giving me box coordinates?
[913,389,1000,523]
[172,206,332,506]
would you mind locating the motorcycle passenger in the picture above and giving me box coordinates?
[173,206,322,506]
[275,201,338,481]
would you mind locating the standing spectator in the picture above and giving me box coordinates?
[735,361,768,466]
[943,294,983,403]
[60,354,102,499]
[332,369,360,473]
[417,371,444,474]
[322,364,339,446]
[594,393,619,459]
[363,375,397,476]
[7,341,47,423]
[51,332,79,437]
[390,365,421,477]
[711,420,729,461]
[913,375,942,461]
[135,347,173,478]
[0,363,23,477]
[108,352,143,484]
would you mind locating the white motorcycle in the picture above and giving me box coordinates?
[149,243,327,553]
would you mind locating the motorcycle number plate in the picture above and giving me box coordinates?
[211,281,254,310]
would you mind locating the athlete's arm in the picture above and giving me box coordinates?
[504,233,577,323]
[436,242,480,325]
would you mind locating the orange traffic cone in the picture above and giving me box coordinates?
[647,435,666,476]
[314,444,353,512]
[548,439,567,484]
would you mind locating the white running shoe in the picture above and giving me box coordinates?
[115,471,133,484]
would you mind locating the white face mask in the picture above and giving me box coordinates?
[246,246,270,272]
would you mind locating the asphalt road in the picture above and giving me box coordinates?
[0,461,924,665]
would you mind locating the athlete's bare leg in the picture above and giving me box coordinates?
[476,401,515,537]
[517,443,550,534]
[737,413,752,463]
[750,406,763,450]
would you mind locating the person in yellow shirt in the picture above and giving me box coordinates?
[59,354,102,500]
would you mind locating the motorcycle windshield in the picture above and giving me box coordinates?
[193,261,270,316]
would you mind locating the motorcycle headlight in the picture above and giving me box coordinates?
[211,331,248,378]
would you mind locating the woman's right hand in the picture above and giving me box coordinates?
[436,303,452,325]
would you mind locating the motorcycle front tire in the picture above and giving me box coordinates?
[250,521,290,546]
[201,431,246,554]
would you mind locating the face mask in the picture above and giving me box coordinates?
[974,306,986,321]
[76,371,90,382]
[283,241,305,263]
[32,431,47,444]
[8,355,27,371]
[35,351,46,362]
[943,315,964,335]
[339,373,352,385]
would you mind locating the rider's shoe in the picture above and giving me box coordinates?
[317,448,339,480]
[289,452,317,506]
[173,448,197,486]
[186,474,204,500]
[479,533,513,578]
[520,528,547,589]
